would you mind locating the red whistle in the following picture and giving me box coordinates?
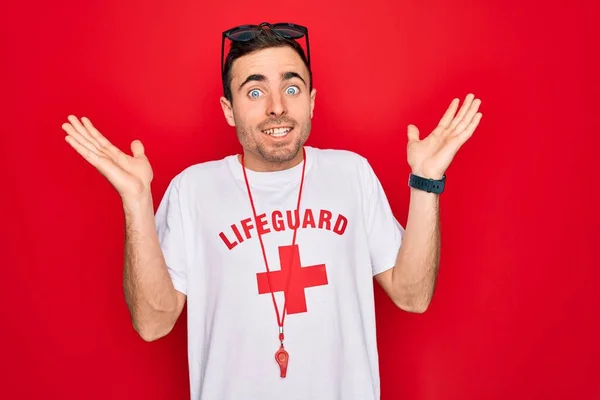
[275,345,289,378]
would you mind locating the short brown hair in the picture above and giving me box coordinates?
[222,28,312,103]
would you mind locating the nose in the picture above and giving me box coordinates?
[266,92,287,117]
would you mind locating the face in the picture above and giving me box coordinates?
[220,46,316,171]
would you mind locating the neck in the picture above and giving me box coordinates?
[239,148,305,172]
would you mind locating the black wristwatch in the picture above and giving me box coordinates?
[408,173,446,194]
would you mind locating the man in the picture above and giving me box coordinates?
[63,22,482,400]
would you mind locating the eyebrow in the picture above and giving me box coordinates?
[282,71,306,86]
[238,71,307,92]
[238,74,266,91]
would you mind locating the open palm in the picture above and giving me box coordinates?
[63,115,153,200]
[407,93,482,180]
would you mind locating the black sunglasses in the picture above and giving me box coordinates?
[221,22,310,81]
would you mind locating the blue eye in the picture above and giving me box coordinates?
[286,86,299,95]
[248,89,263,98]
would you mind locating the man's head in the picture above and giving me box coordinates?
[220,26,316,171]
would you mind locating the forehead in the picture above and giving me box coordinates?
[230,46,309,84]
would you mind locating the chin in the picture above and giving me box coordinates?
[258,142,303,164]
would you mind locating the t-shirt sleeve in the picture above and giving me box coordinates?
[154,174,187,295]
[360,158,405,276]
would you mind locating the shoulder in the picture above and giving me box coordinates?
[308,146,375,178]
[166,154,236,189]
[308,146,370,170]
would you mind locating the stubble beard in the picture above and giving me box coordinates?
[236,118,311,164]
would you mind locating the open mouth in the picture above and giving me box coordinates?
[262,126,293,138]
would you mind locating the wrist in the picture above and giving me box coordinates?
[122,189,154,213]
[411,169,444,180]
[408,172,445,194]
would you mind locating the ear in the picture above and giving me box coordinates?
[220,96,236,127]
[310,88,317,118]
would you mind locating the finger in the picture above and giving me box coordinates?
[65,135,125,185]
[454,98,482,133]
[407,124,420,143]
[68,115,103,151]
[130,140,148,159]
[81,117,122,159]
[448,112,482,152]
[64,134,101,167]
[62,122,102,157]
[458,112,482,139]
[437,98,460,128]
[449,93,475,131]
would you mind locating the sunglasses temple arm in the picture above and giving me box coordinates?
[305,32,311,69]
[221,35,225,80]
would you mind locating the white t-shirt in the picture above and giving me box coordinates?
[155,146,405,400]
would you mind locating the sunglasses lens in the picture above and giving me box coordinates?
[229,28,257,41]
[273,27,305,39]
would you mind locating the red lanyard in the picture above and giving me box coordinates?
[241,147,307,378]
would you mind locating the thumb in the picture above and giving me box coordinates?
[130,140,145,158]
[407,124,420,143]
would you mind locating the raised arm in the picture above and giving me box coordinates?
[376,94,483,312]
[63,115,185,341]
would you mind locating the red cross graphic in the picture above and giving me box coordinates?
[256,244,328,314]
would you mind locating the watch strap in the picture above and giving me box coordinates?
[408,173,446,194]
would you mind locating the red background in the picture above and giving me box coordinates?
[2,0,599,399]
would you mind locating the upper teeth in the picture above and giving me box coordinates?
[264,127,291,137]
